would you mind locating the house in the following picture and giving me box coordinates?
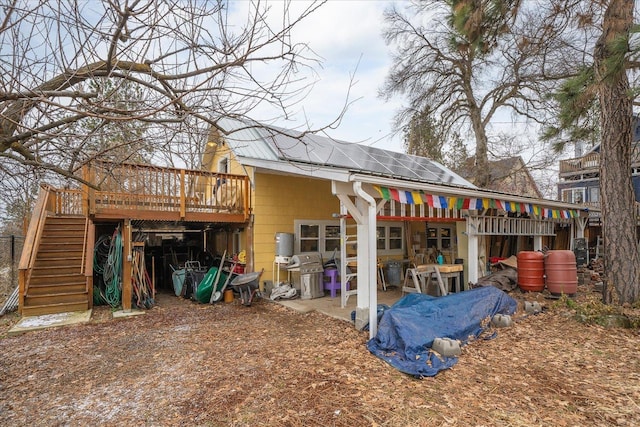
[557,118,640,258]
[458,156,545,259]
[205,118,589,335]
[18,118,589,337]
[459,156,543,199]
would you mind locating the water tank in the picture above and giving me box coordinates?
[517,251,545,292]
[275,232,294,257]
[545,250,578,296]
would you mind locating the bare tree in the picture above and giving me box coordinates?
[0,0,332,186]
[380,0,577,187]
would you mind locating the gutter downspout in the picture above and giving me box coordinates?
[353,181,378,339]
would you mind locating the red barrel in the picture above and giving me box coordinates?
[545,250,577,296]
[517,251,545,292]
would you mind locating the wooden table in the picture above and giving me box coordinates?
[402,264,464,296]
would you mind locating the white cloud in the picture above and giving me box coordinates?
[229,0,404,152]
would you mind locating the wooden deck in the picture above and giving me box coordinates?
[51,161,252,223]
[18,161,252,315]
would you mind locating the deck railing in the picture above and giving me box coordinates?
[18,185,51,301]
[71,161,251,221]
[559,153,600,174]
[560,146,640,175]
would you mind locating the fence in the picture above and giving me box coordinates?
[0,235,24,301]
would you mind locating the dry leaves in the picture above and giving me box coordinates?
[0,288,639,426]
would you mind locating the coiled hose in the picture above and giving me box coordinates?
[102,226,123,308]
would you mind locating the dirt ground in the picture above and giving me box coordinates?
[0,287,639,427]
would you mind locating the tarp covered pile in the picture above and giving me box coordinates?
[367,286,517,378]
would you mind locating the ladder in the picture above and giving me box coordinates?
[340,205,358,308]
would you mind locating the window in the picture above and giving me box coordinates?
[299,224,319,252]
[218,157,229,173]
[325,225,341,253]
[426,225,453,251]
[295,220,342,256]
[589,186,599,203]
[295,220,404,257]
[561,188,586,204]
[376,222,404,254]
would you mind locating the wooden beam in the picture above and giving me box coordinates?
[122,220,132,311]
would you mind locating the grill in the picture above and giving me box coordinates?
[287,253,324,299]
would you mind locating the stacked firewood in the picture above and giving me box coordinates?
[575,258,604,291]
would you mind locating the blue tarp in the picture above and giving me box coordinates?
[367,286,517,378]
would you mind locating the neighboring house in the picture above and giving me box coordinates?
[557,118,640,258]
[451,156,544,260]
[18,117,588,337]
[458,156,543,199]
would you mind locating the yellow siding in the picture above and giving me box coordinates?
[253,173,339,283]
[203,136,247,176]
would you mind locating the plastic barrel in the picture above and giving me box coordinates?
[517,251,545,292]
[545,250,577,296]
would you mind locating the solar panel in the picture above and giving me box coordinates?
[216,117,475,188]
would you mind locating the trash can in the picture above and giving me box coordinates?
[454,258,464,292]
[384,261,402,287]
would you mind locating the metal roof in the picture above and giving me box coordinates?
[216,117,475,188]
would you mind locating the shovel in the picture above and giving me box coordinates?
[208,250,227,304]
[212,260,238,302]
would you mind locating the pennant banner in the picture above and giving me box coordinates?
[373,185,578,219]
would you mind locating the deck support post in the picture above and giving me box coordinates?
[122,219,132,311]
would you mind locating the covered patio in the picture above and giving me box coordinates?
[332,176,590,338]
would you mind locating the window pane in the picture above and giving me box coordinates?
[387,226,402,250]
[389,238,402,250]
[325,225,340,238]
[377,227,385,250]
[589,187,599,203]
[573,189,584,203]
[389,227,402,238]
[300,240,318,252]
[301,225,319,238]
[441,239,451,249]
[325,239,340,252]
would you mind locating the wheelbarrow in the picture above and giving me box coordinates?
[230,269,264,306]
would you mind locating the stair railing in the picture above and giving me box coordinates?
[18,185,52,313]
[83,219,95,308]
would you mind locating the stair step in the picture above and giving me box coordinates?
[28,281,86,295]
[39,242,84,251]
[33,265,83,275]
[46,216,85,224]
[41,234,84,243]
[25,291,89,306]
[29,273,86,286]
[22,301,90,317]
[37,250,83,260]
[34,257,83,268]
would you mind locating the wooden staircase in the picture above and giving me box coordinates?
[22,215,90,316]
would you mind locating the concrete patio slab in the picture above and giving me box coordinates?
[8,309,92,336]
